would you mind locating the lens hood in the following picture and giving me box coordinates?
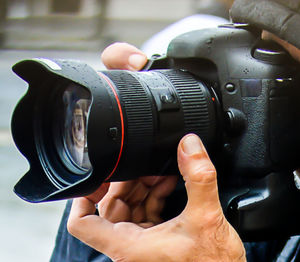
[12,59,123,202]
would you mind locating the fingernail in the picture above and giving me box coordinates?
[182,134,202,155]
[128,53,147,70]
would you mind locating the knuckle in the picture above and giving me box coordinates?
[67,218,80,236]
[189,162,217,184]
[201,209,225,229]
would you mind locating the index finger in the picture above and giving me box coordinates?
[85,182,110,204]
[68,197,143,257]
[101,42,147,70]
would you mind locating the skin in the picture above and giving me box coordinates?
[262,31,300,63]
[220,0,235,9]
[67,29,300,262]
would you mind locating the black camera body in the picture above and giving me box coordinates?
[12,24,300,241]
[149,24,300,240]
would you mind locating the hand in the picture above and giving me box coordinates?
[262,31,300,63]
[68,134,245,262]
[68,46,246,259]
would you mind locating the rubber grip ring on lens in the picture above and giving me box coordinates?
[102,71,154,145]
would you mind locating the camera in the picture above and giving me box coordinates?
[12,24,300,241]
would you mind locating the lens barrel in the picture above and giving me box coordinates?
[99,69,218,181]
[12,59,218,202]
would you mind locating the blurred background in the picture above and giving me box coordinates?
[0,0,230,261]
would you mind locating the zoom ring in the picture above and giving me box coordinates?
[103,71,154,144]
[159,70,211,137]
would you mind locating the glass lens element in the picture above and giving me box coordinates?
[62,84,92,171]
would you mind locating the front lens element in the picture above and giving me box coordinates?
[60,84,92,171]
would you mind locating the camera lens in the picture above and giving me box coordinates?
[12,59,219,202]
[57,84,92,172]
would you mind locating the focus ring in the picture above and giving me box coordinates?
[102,71,154,145]
[159,70,213,138]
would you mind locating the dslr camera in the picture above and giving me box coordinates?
[12,24,300,241]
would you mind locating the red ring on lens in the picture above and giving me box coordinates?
[98,72,124,181]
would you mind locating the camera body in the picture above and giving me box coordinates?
[12,24,300,241]
[147,24,300,240]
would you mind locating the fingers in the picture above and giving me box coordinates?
[85,182,110,203]
[177,134,223,224]
[98,180,149,223]
[97,181,135,222]
[101,42,148,70]
[69,197,97,220]
[145,176,178,223]
[68,197,141,257]
[262,31,300,62]
[68,197,113,250]
[98,177,177,224]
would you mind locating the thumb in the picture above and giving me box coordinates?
[177,134,223,222]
